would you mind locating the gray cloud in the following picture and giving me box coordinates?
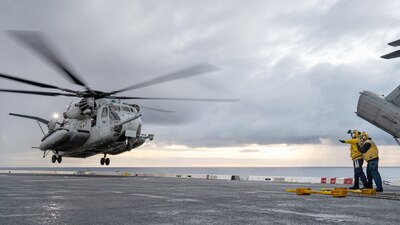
[1,0,400,165]
[240,149,261,153]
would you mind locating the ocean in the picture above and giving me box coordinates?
[2,167,400,181]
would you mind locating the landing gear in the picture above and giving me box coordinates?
[51,154,62,164]
[100,154,110,166]
[51,155,57,163]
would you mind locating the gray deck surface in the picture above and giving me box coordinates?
[0,174,399,225]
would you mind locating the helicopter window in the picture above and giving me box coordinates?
[130,107,138,113]
[101,107,108,118]
[121,106,130,112]
[110,105,120,112]
[109,111,120,121]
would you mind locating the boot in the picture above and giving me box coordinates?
[348,186,359,190]
[362,183,371,189]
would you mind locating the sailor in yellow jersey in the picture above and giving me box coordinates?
[358,132,383,192]
[339,130,368,189]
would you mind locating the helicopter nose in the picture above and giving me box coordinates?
[123,123,141,138]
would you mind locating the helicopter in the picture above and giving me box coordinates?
[0,30,237,166]
[357,38,400,145]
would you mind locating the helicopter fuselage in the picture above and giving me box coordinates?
[39,98,150,159]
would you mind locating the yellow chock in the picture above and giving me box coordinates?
[287,187,348,198]
[331,189,347,197]
[320,187,347,191]
[124,172,130,176]
[285,188,311,195]
[286,188,333,196]
[361,189,376,195]
[320,187,376,196]
[296,188,312,195]
[333,187,348,191]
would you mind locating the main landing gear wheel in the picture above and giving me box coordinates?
[51,155,62,164]
[100,154,110,166]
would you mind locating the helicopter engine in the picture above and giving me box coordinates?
[63,98,96,119]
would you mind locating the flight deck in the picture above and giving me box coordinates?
[0,172,399,225]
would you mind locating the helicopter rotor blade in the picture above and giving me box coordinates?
[6,30,90,90]
[137,105,175,113]
[388,38,400,47]
[108,63,219,95]
[113,96,239,102]
[0,89,78,97]
[0,73,79,94]
[9,113,50,125]
[122,103,175,113]
[381,50,400,59]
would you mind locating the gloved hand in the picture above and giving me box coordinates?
[339,140,345,143]
[347,130,352,134]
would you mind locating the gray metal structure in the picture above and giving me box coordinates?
[357,38,400,145]
[381,38,400,59]
[0,30,236,165]
[357,90,400,137]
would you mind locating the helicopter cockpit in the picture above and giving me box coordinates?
[98,104,139,124]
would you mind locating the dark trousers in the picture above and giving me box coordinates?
[366,158,383,190]
[353,158,368,188]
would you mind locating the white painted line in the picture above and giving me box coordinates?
[0,214,42,218]
[131,194,169,199]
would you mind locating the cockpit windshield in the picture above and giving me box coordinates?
[101,107,108,118]
[109,109,120,121]
[120,106,130,112]
[110,105,120,112]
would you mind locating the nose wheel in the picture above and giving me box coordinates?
[51,154,62,163]
[100,154,110,166]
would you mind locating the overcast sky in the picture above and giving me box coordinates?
[1,0,400,167]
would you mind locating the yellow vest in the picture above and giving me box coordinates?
[344,138,363,160]
[361,140,379,161]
